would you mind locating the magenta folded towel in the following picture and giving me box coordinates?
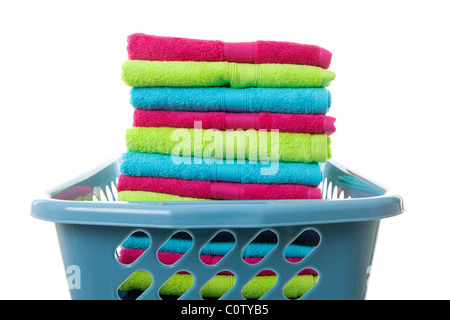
[118,249,318,276]
[133,109,336,135]
[117,174,322,200]
[127,33,332,69]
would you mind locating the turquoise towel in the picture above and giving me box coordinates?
[130,87,331,115]
[120,151,323,186]
[121,236,314,258]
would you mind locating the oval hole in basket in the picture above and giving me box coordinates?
[199,231,236,265]
[284,229,320,264]
[242,269,278,300]
[242,229,278,265]
[115,230,150,265]
[157,231,193,265]
[283,268,319,300]
[201,271,236,300]
[117,270,152,300]
[159,271,194,300]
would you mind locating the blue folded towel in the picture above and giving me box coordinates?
[130,87,331,115]
[120,152,323,186]
[172,230,320,247]
[121,236,315,258]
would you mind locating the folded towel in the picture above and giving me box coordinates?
[121,60,336,88]
[127,33,332,69]
[118,250,318,276]
[130,87,331,115]
[120,236,315,258]
[117,175,322,200]
[125,230,320,246]
[120,152,323,186]
[117,190,208,201]
[126,127,331,163]
[168,230,320,247]
[118,271,318,299]
[133,109,336,135]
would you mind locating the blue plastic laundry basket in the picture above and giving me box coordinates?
[30,158,404,300]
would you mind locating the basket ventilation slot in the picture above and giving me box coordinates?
[200,231,236,265]
[159,271,194,300]
[115,231,150,265]
[242,229,278,265]
[157,231,193,265]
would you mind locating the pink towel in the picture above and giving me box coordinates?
[133,109,336,135]
[117,248,318,276]
[127,33,332,69]
[117,174,322,200]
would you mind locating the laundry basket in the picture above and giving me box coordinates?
[30,158,404,300]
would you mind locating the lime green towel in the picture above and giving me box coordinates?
[122,60,335,88]
[126,127,331,163]
[119,271,318,299]
[118,190,209,201]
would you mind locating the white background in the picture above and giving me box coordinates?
[1,0,449,300]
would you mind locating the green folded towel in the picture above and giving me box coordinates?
[126,127,331,163]
[122,60,336,89]
[118,271,318,299]
[118,190,210,201]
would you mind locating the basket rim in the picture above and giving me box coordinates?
[31,194,404,228]
[30,157,405,228]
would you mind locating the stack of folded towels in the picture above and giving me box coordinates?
[116,33,336,299]
[117,230,321,300]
